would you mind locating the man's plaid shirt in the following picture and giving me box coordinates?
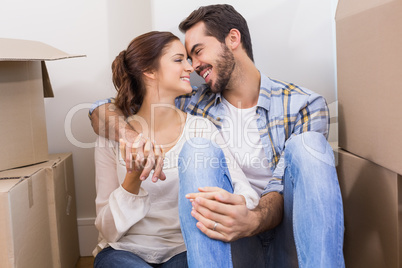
[174,73,330,196]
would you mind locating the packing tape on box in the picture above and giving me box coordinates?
[0,176,20,180]
[28,177,33,208]
[66,195,72,216]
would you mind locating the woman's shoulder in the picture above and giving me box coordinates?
[95,135,119,156]
[185,114,216,128]
[184,114,220,138]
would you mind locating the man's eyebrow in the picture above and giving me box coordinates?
[189,43,202,56]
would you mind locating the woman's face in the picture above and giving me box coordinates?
[155,40,194,96]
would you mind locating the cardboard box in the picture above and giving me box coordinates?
[0,169,53,268]
[0,38,84,171]
[0,153,79,268]
[43,153,80,268]
[336,148,402,268]
[336,0,402,175]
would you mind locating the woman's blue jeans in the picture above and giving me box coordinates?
[94,247,188,267]
[178,132,345,268]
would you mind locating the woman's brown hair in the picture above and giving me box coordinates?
[112,31,180,117]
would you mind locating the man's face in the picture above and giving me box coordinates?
[185,22,235,93]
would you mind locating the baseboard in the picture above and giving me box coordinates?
[77,217,98,257]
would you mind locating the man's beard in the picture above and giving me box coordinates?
[208,44,235,93]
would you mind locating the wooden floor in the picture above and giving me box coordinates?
[76,257,94,268]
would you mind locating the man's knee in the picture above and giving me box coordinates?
[285,132,335,168]
[178,137,229,188]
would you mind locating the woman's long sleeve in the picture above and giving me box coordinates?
[94,136,151,243]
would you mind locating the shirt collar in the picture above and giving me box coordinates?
[197,83,222,106]
[214,91,222,105]
[203,72,272,109]
[256,72,272,111]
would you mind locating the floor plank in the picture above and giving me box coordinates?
[76,256,94,268]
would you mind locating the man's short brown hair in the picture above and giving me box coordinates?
[179,4,254,62]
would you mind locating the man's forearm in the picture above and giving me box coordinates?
[249,191,284,236]
[90,103,134,142]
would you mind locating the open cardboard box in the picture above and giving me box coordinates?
[336,148,402,268]
[0,153,79,268]
[336,0,402,174]
[0,38,84,171]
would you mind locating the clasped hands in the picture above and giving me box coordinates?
[119,134,254,242]
[119,133,165,183]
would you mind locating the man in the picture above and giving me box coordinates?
[90,4,344,267]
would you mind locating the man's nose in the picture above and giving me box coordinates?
[191,58,201,72]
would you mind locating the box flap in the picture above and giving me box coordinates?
[0,178,21,193]
[336,0,395,20]
[0,154,71,179]
[42,61,54,97]
[0,165,43,180]
[0,38,85,61]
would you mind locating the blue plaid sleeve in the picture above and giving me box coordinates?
[88,98,115,117]
[261,91,330,197]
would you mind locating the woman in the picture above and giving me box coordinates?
[93,31,259,267]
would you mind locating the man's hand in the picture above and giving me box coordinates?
[186,187,259,242]
[187,188,284,242]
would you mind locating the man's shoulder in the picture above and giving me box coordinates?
[267,77,316,97]
[260,74,326,112]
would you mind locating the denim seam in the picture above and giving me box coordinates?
[287,170,304,267]
[335,181,345,268]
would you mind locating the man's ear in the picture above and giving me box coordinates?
[226,28,241,50]
[143,70,156,80]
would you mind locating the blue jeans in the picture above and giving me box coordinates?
[178,137,234,268]
[94,247,188,268]
[178,132,345,268]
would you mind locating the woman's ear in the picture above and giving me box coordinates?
[143,70,156,80]
[225,28,241,50]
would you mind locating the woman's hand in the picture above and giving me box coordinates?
[119,128,167,182]
[120,137,165,183]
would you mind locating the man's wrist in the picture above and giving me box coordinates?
[117,115,139,142]
[247,209,263,237]
[249,192,284,236]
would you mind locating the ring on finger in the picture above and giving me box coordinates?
[212,222,219,231]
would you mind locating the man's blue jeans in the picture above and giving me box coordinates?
[178,132,345,268]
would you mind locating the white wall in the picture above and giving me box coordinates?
[152,0,339,141]
[1,0,338,256]
[1,0,152,256]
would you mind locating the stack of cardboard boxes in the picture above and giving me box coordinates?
[335,1,402,267]
[0,38,84,267]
